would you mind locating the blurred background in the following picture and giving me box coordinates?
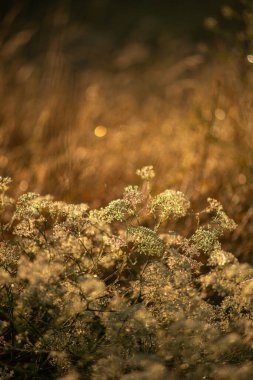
[1,0,253,260]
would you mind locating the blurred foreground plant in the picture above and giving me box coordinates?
[1,167,253,380]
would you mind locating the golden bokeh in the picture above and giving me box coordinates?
[247,54,253,63]
[215,108,226,121]
[94,126,107,138]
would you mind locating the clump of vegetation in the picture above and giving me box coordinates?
[1,168,253,379]
[2,0,253,264]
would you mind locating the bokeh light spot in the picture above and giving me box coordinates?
[94,126,107,138]
[0,155,8,168]
[247,55,253,63]
[238,174,247,185]
[19,180,28,192]
[215,108,226,121]
[204,17,218,30]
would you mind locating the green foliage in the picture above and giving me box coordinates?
[0,168,253,380]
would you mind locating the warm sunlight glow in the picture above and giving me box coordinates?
[0,155,8,168]
[94,125,107,138]
[247,54,253,63]
[2,1,253,377]
[215,108,226,121]
[19,180,28,192]
[238,173,247,185]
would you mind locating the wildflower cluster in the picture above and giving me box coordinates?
[0,177,12,194]
[98,199,134,223]
[127,226,164,257]
[0,168,252,380]
[136,165,155,181]
[150,189,190,225]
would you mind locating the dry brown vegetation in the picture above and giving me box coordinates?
[1,1,253,378]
